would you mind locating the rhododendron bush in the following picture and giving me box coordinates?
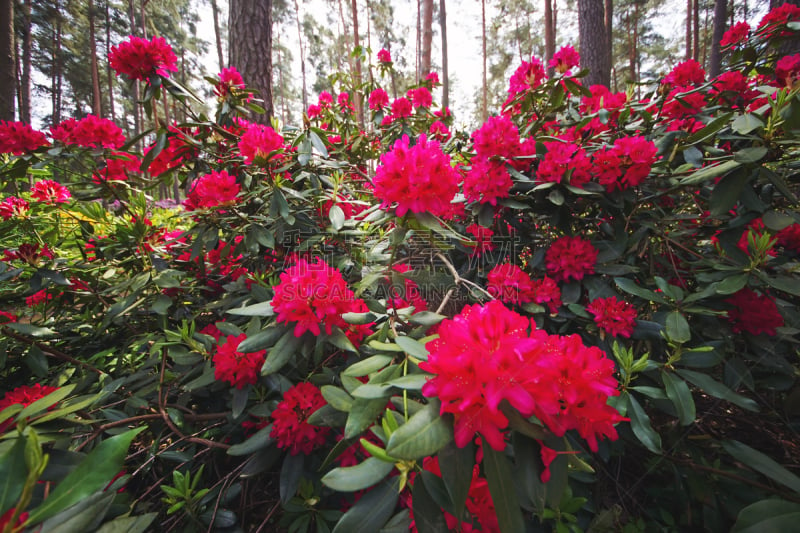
[1,12,800,532]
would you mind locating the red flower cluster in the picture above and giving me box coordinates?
[31,180,71,204]
[428,120,450,141]
[51,115,126,149]
[377,48,392,63]
[26,289,54,307]
[777,223,800,253]
[725,288,784,336]
[0,383,60,432]
[507,57,546,98]
[758,3,800,35]
[93,152,140,184]
[595,135,658,191]
[466,224,495,257]
[390,97,413,118]
[486,264,562,312]
[736,217,776,257]
[407,87,432,109]
[720,21,750,47]
[0,121,49,154]
[184,170,240,210]
[587,296,638,338]
[3,243,54,266]
[536,140,592,187]
[464,115,525,204]
[109,35,178,81]
[0,310,17,323]
[215,66,245,97]
[421,300,624,451]
[775,54,800,88]
[272,257,368,341]
[0,196,30,220]
[212,334,266,389]
[238,123,284,164]
[270,382,331,455]
[373,135,460,217]
[663,59,706,87]
[545,235,598,282]
[549,45,580,74]
[145,128,195,176]
[368,88,389,110]
[0,507,29,531]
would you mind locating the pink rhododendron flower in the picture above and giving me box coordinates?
[536,141,593,188]
[93,152,140,184]
[215,66,245,97]
[31,180,71,204]
[213,334,266,389]
[109,35,178,81]
[420,300,624,451]
[238,123,284,164]
[466,224,495,257]
[777,223,800,252]
[0,383,60,432]
[3,243,54,266]
[428,120,450,141]
[587,296,638,338]
[775,54,800,87]
[725,288,784,336]
[390,97,413,118]
[545,235,598,282]
[426,71,440,85]
[408,86,432,108]
[508,57,546,97]
[372,135,460,217]
[464,158,512,205]
[758,3,800,36]
[663,59,706,86]
[184,170,240,210]
[271,382,331,455]
[0,196,30,220]
[377,48,392,63]
[549,45,580,74]
[472,114,520,160]
[720,21,750,47]
[368,88,389,110]
[487,263,535,304]
[318,91,334,108]
[0,121,49,154]
[51,115,126,149]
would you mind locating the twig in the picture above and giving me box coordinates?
[1,326,104,375]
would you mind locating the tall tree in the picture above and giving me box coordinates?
[420,0,433,76]
[229,0,273,122]
[440,0,448,110]
[351,0,364,125]
[686,0,692,59]
[544,0,555,71]
[88,0,102,116]
[293,0,308,111]
[693,0,700,60]
[708,0,726,77]
[18,0,32,123]
[210,0,224,71]
[0,0,15,120]
[481,0,487,122]
[578,0,611,87]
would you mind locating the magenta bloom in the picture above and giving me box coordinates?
[213,334,266,389]
[0,121,49,155]
[377,48,392,63]
[368,88,389,110]
[720,21,750,47]
[184,170,240,210]
[31,180,71,204]
[549,45,580,74]
[215,66,245,97]
[545,236,598,282]
[51,115,125,149]
[373,135,460,218]
[271,383,331,455]
[238,123,284,164]
[0,197,30,220]
[109,35,178,81]
[726,288,784,336]
[587,296,638,338]
[390,97,413,118]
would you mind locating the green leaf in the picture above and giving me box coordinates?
[394,336,429,359]
[226,301,274,316]
[321,386,354,412]
[665,311,691,343]
[386,401,453,460]
[321,457,395,492]
[0,437,27,516]
[675,369,758,412]
[625,393,661,454]
[437,441,474,524]
[731,113,765,135]
[615,278,665,304]
[343,355,393,377]
[685,112,733,144]
[715,274,750,295]
[37,490,116,533]
[25,427,146,525]
[722,440,800,493]
[411,474,449,533]
[309,130,329,157]
[710,170,750,217]
[408,311,446,327]
[732,499,800,533]
[237,326,284,353]
[332,478,399,533]
[95,513,158,533]
[329,204,345,230]
[764,276,800,297]
[5,323,58,337]
[325,328,358,353]
[482,441,525,533]
[734,146,768,164]
[261,330,303,375]
[662,372,695,426]
[345,398,387,439]
[681,159,741,185]
[18,384,76,421]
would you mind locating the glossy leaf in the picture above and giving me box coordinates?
[722,440,800,493]
[321,457,394,492]
[625,393,661,454]
[662,372,695,426]
[386,401,453,460]
[482,440,525,533]
[675,369,758,412]
[332,478,399,533]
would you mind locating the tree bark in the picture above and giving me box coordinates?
[351,0,363,125]
[89,0,103,117]
[605,0,613,79]
[293,0,308,111]
[211,0,224,71]
[709,0,727,77]
[105,0,116,122]
[578,0,611,87]
[229,0,273,123]
[686,0,692,60]
[693,0,700,61]
[439,0,449,110]
[420,0,433,76]
[544,0,555,74]
[54,0,63,124]
[481,0,487,121]
[0,0,15,120]
[20,0,32,123]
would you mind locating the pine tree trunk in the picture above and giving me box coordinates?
[229,0,273,123]
[544,0,555,74]
[128,0,141,139]
[578,0,610,87]
[421,0,433,76]
[440,0,449,110]
[20,0,32,123]
[211,0,224,71]
[106,0,116,122]
[693,0,700,61]
[481,0,487,122]
[605,0,613,78]
[709,0,727,77]
[293,0,308,111]
[351,0,363,125]
[686,0,692,59]
[89,0,103,117]
[54,1,63,124]
[0,0,15,120]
